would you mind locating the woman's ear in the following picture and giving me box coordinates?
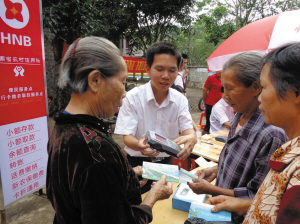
[294,91,300,105]
[252,81,262,96]
[87,70,101,93]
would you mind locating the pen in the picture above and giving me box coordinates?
[201,141,213,145]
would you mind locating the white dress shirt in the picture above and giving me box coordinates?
[174,75,184,89]
[114,81,193,157]
[209,98,235,133]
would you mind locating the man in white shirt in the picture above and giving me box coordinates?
[209,96,235,133]
[178,53,189,90]
[115,42,197,193]
[174,72,184,89]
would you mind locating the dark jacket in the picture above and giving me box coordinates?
[47,113,152,224]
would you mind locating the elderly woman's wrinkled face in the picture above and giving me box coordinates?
[97,59,127,119]
[221,69,257,114]
[258,64,297,128]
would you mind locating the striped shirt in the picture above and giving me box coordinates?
[216,110,288,199]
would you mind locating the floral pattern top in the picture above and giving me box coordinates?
[243,137,300,224]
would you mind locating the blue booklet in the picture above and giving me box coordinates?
[188,201,232,222]
[142,162,198,183]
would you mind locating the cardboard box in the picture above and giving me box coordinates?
[172,182,206,212]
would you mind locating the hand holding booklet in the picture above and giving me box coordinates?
[142,161,198,182]
[188,201,232,222]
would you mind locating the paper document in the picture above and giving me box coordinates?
[188,201,232,222]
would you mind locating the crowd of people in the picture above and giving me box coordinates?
[46,35,300,224]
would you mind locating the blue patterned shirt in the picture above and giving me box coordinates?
[216,110,288,199]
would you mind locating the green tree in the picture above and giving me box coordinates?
[171,22,218,66]
[43,0,198,114]
[196,0,300,46]
[125,0,196,55]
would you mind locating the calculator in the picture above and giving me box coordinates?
[145,130,182,157]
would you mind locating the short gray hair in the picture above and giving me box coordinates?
[58,36,123,94]
[223,52,263,88]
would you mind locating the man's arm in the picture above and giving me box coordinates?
[123,134,159,157]
[182,69,189,79]
[202,87,209,105]
[223,121,231,129]
[174,128,197,160]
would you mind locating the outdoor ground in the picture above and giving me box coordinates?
[0,86,205,224]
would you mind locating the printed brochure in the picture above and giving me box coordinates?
[142,162,198,183]
[188,201,232,222]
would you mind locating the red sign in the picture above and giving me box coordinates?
[123,56,148,74]
[0,0,48,207]
[0,0,47,126]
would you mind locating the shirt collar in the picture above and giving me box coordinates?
[269,136,300,171]
[145,81,174,106]
[229,110,266,144]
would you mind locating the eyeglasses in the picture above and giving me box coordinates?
[221,86,224,93]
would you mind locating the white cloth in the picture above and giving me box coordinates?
[174,75,184,89]
[178,70,184,78]
[209,98,235,133]
[178,70,187,84]
[114,81,193,157]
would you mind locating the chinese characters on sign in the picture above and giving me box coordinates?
[0,117,48,205]
[1,86,44,102]
[0,55,41,64]
[123,56,148,74]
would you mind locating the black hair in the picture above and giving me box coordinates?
[171,85,186,93]
[223,52,263,88]
[182,53,188,59]
[262,42,300,100]
[146,42,182,69]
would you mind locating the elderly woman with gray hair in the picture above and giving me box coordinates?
[46,36,173,224]
[188,52,287,222]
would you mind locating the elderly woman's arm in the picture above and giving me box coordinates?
[141,175,173,208]
[234,136,285,199]
[76,163,172,224]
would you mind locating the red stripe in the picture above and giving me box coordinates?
[269,160,287,171]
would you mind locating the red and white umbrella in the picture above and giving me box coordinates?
[206,9,300,71]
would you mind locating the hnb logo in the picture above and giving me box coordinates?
[0,0,30,29]
[14,65,24,76]
[0,32,31,46]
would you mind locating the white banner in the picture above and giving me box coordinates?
[0,116,48,206]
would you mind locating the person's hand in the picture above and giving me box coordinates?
[139,178,148,188]
[132,166,148,187]
[138,134,160,157]
[207,195,252,216]
[149,175,173,201]
[174,133,197,160]
[141,175,173,208]
[183,69,189,79]
[188,177,213,195]
[133,166,143,176]
[195,166,218,183]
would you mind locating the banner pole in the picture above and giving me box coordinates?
[0,209,6,224]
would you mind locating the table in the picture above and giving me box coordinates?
[141,167,217,224]
[192,130,229,162]
[141,167,203,224]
